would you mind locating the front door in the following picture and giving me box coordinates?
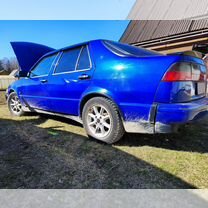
[21,53,58,111]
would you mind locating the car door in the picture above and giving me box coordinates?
[20,53,58,111]
[47,45,94,115]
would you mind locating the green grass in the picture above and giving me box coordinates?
[0,90,6,105]
[0,91,208,188]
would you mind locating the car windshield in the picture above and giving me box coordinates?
[103,40,162,57]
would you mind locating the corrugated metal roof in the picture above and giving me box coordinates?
[121,21,137,43]
[191,19,208,30]
[128,0,208,20]
[120,20,208,44]
[169,21,192,35]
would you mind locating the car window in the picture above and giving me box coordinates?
[103,40,162,57]
[30,54,57,77]
[55,47,81,74]
[77,46,91,70]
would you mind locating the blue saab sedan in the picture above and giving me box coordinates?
[6,40,208,143]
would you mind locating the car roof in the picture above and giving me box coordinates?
[44,39,104,57]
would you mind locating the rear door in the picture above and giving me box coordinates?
[48,44,94,115]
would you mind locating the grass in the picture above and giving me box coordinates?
[0,90,5,105]
[0,91,208,188]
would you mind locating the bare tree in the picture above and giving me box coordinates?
[9,57,19,71]
[0,60,4,73]
[0,57,19,74]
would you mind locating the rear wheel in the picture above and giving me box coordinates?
[7,92,24,116]
[82,97,125,144]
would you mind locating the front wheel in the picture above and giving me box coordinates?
[7,92,24,116]
[82,97,125,144]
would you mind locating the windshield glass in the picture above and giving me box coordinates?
[103,40,162,57]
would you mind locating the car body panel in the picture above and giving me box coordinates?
[155,97,208,133]
[7,39,208,134]
[12,52,60,111]
[46,70,95,115]
[11,42,55,77]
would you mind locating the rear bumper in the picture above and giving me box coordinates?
[155,97,208,133]
[123,97,208,134]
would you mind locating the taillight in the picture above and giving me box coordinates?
[162,62,207,82]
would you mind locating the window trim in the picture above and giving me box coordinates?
[29,53,59,78]
[52,45,92,76]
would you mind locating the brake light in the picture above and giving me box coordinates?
[162,62,206,82]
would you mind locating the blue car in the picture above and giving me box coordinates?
[6,40,208,143]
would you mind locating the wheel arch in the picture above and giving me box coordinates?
[8,88,15,94]
[6,88,16,100]
[79,92,124,120]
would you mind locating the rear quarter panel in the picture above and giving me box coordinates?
[88,41,182,122]
[155,55,207,103]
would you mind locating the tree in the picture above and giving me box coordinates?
[0,57,19,74]
[1,58,10,72]
[0,60,4,73]
[8,57,19,72]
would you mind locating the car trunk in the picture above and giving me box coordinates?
[170,51,207,100]
[155,51,207,103]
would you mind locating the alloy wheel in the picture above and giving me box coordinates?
[87,105,112,138]
[10,95,22,114]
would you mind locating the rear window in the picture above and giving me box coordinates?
[77,46,91,70]
[103,40,161,57]
[55,47,81,74]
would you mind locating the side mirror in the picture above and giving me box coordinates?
[17,70,29,77]
[27,71,31,78]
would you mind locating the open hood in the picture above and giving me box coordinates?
[11,42,55,76]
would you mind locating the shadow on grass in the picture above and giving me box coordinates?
[117,122,208,153]
[29,113,208,154]
[0,115,196,189]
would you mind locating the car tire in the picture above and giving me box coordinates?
[7,92,24,116]
[82,97,125,144]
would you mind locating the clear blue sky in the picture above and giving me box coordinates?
[0,0,135,19]
[0,20,130,59]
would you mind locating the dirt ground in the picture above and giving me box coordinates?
[0,90,208,188]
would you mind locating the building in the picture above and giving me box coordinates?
[0,69,18,90]
[120,20,208,54]
[127,0,208,20]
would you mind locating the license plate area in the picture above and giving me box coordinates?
[196,82,206,95]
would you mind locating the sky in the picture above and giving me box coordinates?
[0,20,130,59]
[0,0,135,20]
[0,0,135,59]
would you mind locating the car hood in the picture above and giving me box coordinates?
[11,42,55,76]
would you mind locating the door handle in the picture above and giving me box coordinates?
[40,79,48,83]
[78,74,91,80]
